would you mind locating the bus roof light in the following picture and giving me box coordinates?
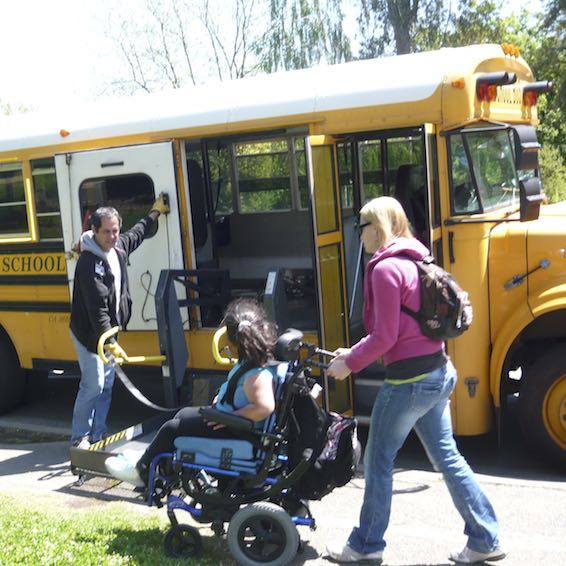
[501,43,521,57]
[59,129,70,138]
[451,78,466,89]
[476,72,517,102]
[523,81,553,107]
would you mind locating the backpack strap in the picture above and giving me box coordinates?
[219,359,254,409]
[220,359,283,409]
[386,252,435,321]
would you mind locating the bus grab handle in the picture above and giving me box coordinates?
[212,326,236,366]
[97,326,166,365]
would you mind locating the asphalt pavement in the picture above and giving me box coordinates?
[0,374,565,565]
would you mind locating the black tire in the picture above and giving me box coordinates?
[227,502,299,566]
[519,345,566,469]
[0,331,26,414]
[163,524,203,558]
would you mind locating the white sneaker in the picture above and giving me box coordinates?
[73,438,91,450]
[449,545,506,564]
[326,541,383,564]
[105,454,145,487]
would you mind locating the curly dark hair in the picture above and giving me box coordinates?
[221,298,277,367]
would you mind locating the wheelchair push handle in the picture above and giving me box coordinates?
[300,345,335,370]
[97,326,166,365]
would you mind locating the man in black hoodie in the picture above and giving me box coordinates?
[70,195,169,448]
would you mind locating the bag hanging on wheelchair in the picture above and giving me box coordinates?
[287,393,361,500]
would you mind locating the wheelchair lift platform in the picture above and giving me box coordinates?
[70,411,176,479]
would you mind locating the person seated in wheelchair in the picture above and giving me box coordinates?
[105,297,279,487]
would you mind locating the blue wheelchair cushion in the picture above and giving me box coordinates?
[174,436,264,473]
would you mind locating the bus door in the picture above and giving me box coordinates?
[55,142,185,330]
[336,127,437,423]
[307,135,353,415]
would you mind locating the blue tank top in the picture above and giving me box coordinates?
[214,361,286,429]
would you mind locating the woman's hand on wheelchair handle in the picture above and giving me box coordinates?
[332,347,351,360]
[326,358,352,381]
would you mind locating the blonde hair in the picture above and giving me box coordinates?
[360,196,413,249]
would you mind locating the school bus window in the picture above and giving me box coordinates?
[388,136,423,185]
[450,134,478,214]
[469,129,518,212]
[235,139,292,213]
[294,139,309,210]
[449,129,518,214]
[185,147,209,251]
[78,174,157,237]
[31,158,63,241]
[0,161,29,237]
[359,140,384,203]
[337,142,354,210]
[207,142,233,216]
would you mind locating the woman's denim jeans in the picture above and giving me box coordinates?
[348,361,500,554]
[70,331,115,443]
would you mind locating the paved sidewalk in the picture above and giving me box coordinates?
[1,435,565,565]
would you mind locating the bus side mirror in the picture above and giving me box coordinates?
[513,125,540,171]
[519,177,543,222]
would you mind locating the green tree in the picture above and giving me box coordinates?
[357,0,512,57]
[106,0,264,93]
[0,99,29,115]
[256,0,351,72]
[107,0,352,93]
[358,0,422,56]
[540,145,566,203]
[530,0,566,157]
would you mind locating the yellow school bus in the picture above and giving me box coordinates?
[0,43,563,465]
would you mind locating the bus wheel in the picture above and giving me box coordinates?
[0,332,26,414]
[519,345,566,469]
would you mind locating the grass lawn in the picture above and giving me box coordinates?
[0,493,235,565]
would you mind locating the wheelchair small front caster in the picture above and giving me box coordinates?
[163,524,203,558]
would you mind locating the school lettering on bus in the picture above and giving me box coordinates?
[0,253,66,275]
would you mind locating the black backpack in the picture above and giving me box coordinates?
[398,254,473,341]
[286,393,361,500]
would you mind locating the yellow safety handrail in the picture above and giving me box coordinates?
[97,326,166,365]
[212,326,236,366]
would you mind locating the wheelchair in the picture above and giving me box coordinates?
[144,328,332,566]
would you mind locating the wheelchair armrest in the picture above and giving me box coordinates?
[199,407,255,432]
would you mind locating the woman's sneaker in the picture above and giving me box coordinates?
[105,453,145,487]
[326,541,383,564]
[449,545,506,564]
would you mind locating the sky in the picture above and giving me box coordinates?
[1,0,545,114]
[0,1,120,111]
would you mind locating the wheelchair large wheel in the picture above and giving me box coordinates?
[163,524,203,558]
[227,502,299,566]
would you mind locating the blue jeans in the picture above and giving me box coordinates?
[348,361,500,554]
[70,331,115,443]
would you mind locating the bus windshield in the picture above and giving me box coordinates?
[449,128,519,214]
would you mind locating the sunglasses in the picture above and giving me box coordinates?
[356,221,371,235]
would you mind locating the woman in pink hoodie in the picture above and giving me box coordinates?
[325,197,504,565]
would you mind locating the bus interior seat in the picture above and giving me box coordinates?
[263,268,290,333]
[183,269,232,328]
[395,164,427,238]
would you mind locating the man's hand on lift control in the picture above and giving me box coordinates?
[150,193,170,216]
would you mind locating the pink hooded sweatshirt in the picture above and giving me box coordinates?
[346,236,444,374]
